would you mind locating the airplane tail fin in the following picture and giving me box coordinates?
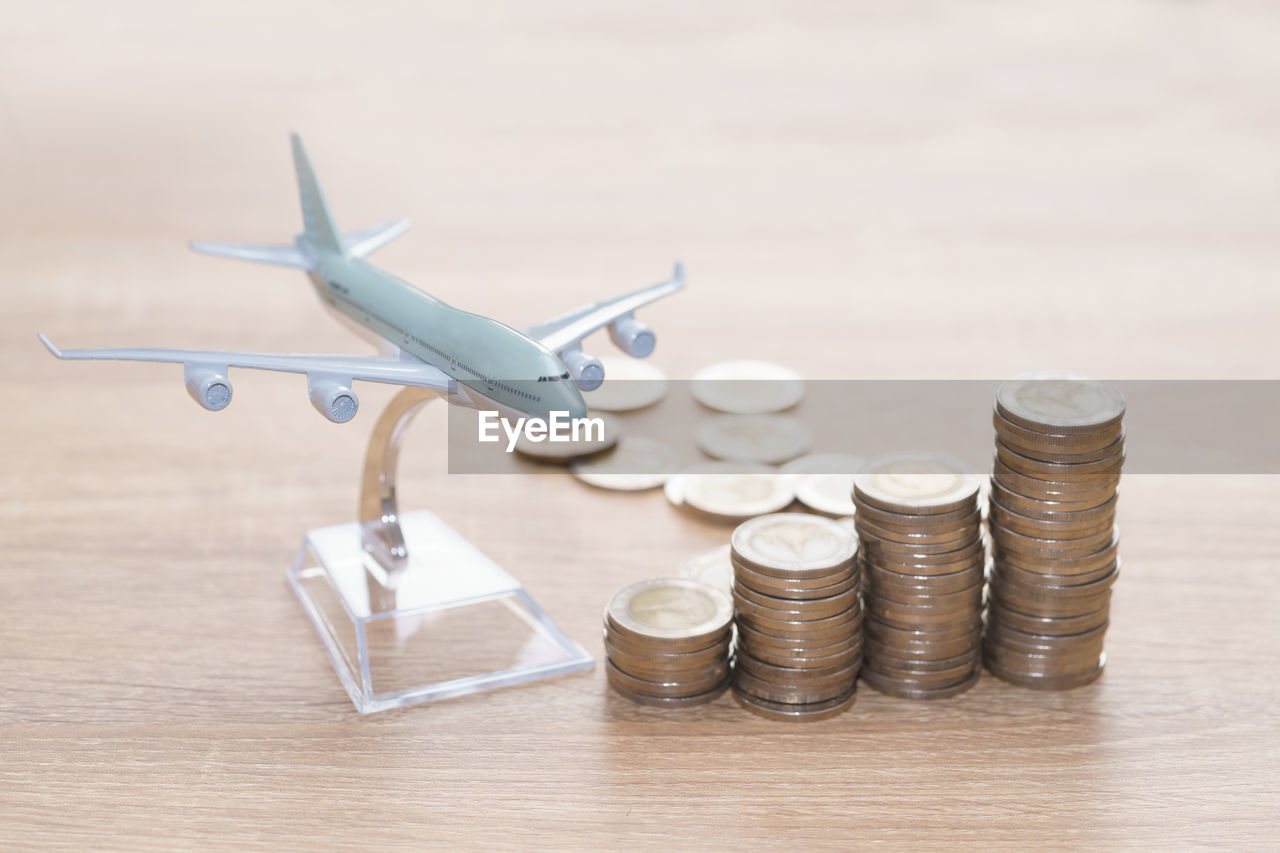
[189,135,412,268]
[291,132,343,253]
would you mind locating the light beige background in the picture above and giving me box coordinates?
[3,2,1279,849]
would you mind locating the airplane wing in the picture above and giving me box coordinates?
[37,334,452,391]
[523,262,685,355]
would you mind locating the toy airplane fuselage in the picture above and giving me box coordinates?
[40,134,684,424]
[304,250,586,419]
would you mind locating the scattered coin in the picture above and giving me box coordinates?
[985,376,1125,690]
[691,360,805,414]
[666,461,796,521]
[853,451,985,700]
[570,436,683,491]
[581,357,669,412]
[782,453,865,517]
[696,414,813,464]
[603,577,734,707]
[677,545,734,595]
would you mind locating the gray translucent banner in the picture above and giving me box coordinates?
[445,381,1280,474]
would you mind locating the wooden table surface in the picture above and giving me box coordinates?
[4,2,1280,849]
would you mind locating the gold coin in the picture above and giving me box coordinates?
[608,677,731,708]
[733,666,858,706]
[605,578,733,648]
[854,452,981,515]
[731,512,858,578]
[733,685,857,722]
[984,652,1106,690]
[986,595,1110,636]
[859,662,981,700]
[733,581,859,621]
[732,557,859,599]
[996,374,1125,433]
[603,634,731,681]
[736,616,865,656]
[605,659,731,699]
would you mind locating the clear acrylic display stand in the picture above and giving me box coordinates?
[286,387,594,713]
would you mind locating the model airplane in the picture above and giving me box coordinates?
[39,134,684,423]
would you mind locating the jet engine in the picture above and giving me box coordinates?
[562,349,605,392]
[608,316,655,358]
[308,378,359,423]
[185,368,232,411]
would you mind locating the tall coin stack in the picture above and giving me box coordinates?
[730,513,862,722]
[985,376,1125,689]
[604,578,734,707]
[853,453,985,700]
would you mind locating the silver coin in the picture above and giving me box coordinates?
[677,544,734,596]
[782,452,864,516]
[666,461,795,520]
[696,414,813,464]
[690,360,805,414]
[731,512,859,574]
[570,436,683,491]
[581,357,668,412]
[606,577,734,642]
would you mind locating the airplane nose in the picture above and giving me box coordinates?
[560,382,588,420]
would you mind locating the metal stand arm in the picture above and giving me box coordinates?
[358,387,445,573]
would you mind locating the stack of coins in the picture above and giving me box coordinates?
[985,376,1125,690]
[604,578,734,706]
[853,453,985,700]
[729,513,862,721]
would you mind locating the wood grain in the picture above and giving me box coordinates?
[3,2,1280,849]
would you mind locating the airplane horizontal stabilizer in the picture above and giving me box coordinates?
[187,240,311,269]
[343,218,411,258]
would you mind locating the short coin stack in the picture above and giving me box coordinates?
[730,513,862,721]
[985,376,1125,689]
[604,578,734,706]
[853,453,985,700]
